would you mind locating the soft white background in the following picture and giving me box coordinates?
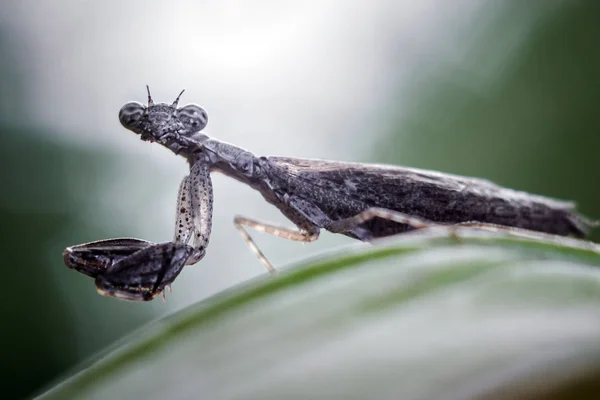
[1,0,536,336]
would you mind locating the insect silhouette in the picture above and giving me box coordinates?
[63,87,597,301]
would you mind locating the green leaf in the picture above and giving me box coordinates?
[40,229,600,399]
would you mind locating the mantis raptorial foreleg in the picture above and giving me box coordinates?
[175,161,213,265]
[63,161,214,301]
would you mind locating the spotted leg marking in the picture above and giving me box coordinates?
[174,173,195,245]
[175,161,213,265]
[233,216,319,273]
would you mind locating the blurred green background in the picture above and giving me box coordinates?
[0,1,599,398]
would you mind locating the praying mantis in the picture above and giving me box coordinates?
[63,87,597,301]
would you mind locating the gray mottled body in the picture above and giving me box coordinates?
[63,88,595,301]
[178,135,590,240]
[258,157,588,238]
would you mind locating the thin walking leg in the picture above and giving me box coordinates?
[233,215,319,273]
[325,208,559,242]
[325,207,435,234]
[449,220,553,239]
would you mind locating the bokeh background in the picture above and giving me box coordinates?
[0,1,599,398]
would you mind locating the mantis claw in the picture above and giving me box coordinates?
[65,240,193,301]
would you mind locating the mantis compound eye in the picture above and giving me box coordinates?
[176,104,208,134]
[118,101,146,132]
